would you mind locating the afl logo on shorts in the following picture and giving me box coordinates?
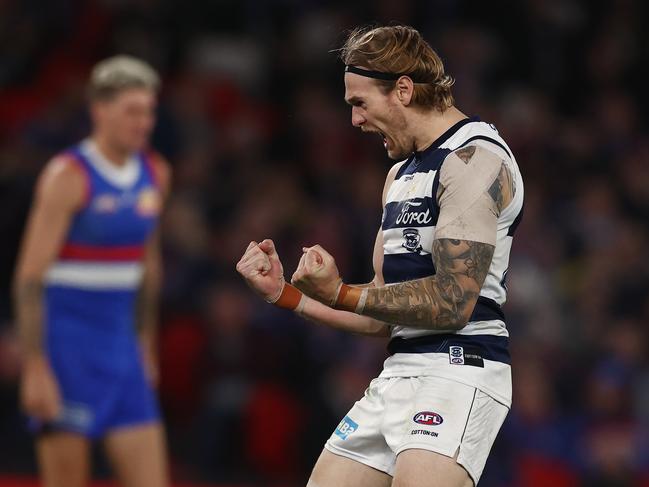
[413,411,443,426]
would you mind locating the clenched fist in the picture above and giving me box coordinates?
[236,239,285,302]
[291,245,342,305]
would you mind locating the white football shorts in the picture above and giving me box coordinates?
[324,375,508,485]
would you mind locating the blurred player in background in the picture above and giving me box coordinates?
[13,55,170,487]
[237,25,523,487]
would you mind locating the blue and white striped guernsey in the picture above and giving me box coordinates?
[378,116,524,406]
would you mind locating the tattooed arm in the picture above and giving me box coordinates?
[330,146,515,330]
[362,239,494,329]
[359,146,514,329]
[254,147,515,332]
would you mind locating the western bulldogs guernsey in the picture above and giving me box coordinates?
[378,117,524,406]
[38,139,162,436]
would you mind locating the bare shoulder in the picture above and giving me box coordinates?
[442,145,502,179]
[439,145,515,205]
[386,159,406,183]
[36,154,87,210]
[146,150,172,196]
[382,159,407,204]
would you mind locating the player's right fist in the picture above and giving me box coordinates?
[236,240,285,302]
[291,244,342,305]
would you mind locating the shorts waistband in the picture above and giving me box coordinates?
[387,333,510,365]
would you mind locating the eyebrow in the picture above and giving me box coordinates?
[345,96,363,106]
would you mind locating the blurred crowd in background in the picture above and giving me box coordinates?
[0,0,648,486]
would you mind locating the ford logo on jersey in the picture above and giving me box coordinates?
[413,411,444,426]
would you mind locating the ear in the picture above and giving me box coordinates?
[89,100,105,123]
[395,76,414,106]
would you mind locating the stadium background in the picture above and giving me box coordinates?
[0,0,648,486]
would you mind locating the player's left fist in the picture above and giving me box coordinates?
[291,244,342,305]
[236,239,285,302]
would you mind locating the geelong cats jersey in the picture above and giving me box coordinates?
[379,117,524,406]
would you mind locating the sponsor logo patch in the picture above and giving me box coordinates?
[449,345,465,365]
[136,188,161,216]
[449,345,484,368]
[396,200,433,226]
[334,415,358,440]
[413,411,443,426]
[58,401,93,430]
[93,194,119,213]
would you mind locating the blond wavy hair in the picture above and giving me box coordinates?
[340,25,454,111]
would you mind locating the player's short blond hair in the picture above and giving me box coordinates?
[340,25,454,111]
[88,55,160,101]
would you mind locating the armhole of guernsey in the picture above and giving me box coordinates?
[454,135,512,160]
[430,165,443,217]
[455,133,524,237]
[62,150,92,210]
[508,203,524,236]
[142,151,162,190]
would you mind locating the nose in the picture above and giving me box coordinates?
[351,106,365,127]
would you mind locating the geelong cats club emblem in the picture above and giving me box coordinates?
[402,228,423,253]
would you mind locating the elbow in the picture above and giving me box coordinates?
[12,275,43,302]
[441,301,475,331]
[358,321,390,338]
[448,315,469,331]
[450,298,479,330]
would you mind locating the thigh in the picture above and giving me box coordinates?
[384,376,478,461]
[393,449,473,487]
[37,432,91,487]
[324,378,396,474]
[102,351,160,433]
[455,390,509,484]
[43,336,105,437]
[103,423,169,487]
[307,448,392,487]
[385,378,508,486]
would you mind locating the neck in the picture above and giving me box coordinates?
[410,106,468,152]
[91,133,130,167]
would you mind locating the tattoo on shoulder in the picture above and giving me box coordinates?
[488,163,515,214]
[363,239,495,330]
[454,146,476,164]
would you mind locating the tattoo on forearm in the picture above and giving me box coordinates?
[14,280,44,354]
[362,239,495,330]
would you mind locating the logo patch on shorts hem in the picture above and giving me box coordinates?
[57,401,93,431]
[449,345,484,367]
[334,415,358,440]
[413,411,443,425]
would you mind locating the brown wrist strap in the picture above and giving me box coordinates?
[334,283,363,313]
[274,283,304,310]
